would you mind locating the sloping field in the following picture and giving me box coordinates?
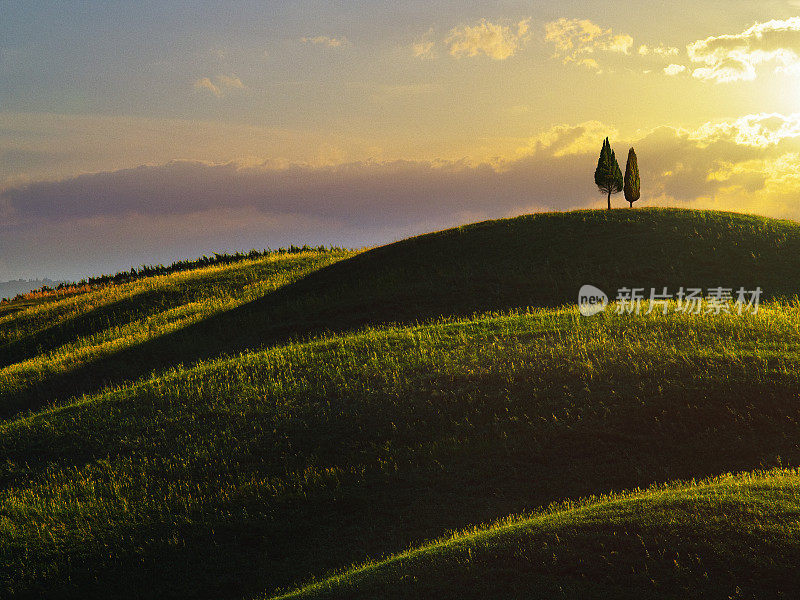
[1,209,799,598]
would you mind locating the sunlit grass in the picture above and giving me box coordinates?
[2,208,800,598]
[0,250,352,415]
[269,468,800,599]
[1,303,800,597]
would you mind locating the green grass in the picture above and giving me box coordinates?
[1,208,800,598]
[3,208,800,421]
[270,469,800,599]
[0,249,352,416]
[3,306,800,598]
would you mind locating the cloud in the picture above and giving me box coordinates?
[663,64,687,76]
[216,74,244,89]
[193,74,245,96]
[608,34,634,54]
[446,18,531,60]
[0,159,536,226]
[691,55,757,83]
[688,17,800,82]
[7,113,800,225]
[413,40,435,59]
[638,44,680,57]
[610,116,800,215]
[7,114,800,278]
[301,35,348,48]
[691,113,800,147]
[517,120,618,157]
[194,77,221,97]
[576,58,601,72]
[545,18,633,70]
[413,29,436,59]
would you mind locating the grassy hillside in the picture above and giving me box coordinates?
[1,208,800,598]
[0,249,351,417]
[3,208,800,420]
[3,306,800,598]
[270,469,800,599]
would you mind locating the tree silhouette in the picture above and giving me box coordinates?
[624,147,641,208]
[594,137,623,210]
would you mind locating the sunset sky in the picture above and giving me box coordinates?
[4,1,800,280]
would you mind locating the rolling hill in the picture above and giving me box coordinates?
[1,208,800,599]
[270,469,800,599]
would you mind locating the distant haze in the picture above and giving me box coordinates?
[0,279,66,301]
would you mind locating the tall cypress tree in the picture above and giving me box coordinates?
[594,137,623,210]
[624,147,641,208]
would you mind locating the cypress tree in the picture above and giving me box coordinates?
[624,147,641,208]
[594,137,623,210]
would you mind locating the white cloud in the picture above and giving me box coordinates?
[446,18,531,60]
[510,115,800,217]
[577,58,602,72]
[688,17,800,83]
[413,28,436,59]
[692,57,756,83]
[301,35,348,48]
[663,64,686,76]
[639,44,680,57]
[691,113,800,147]
[608,34,634,54]
[545,18,634,70]
[193,74,245,97]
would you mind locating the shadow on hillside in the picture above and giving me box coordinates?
[0,258,517,416]
[0,260,271,369]
[11,377,800,600]
[0,227,565,416]
[0,287,192,369]
[5,209,800,418]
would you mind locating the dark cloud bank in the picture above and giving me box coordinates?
[2,155,594,227]
[0,123,787,279]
